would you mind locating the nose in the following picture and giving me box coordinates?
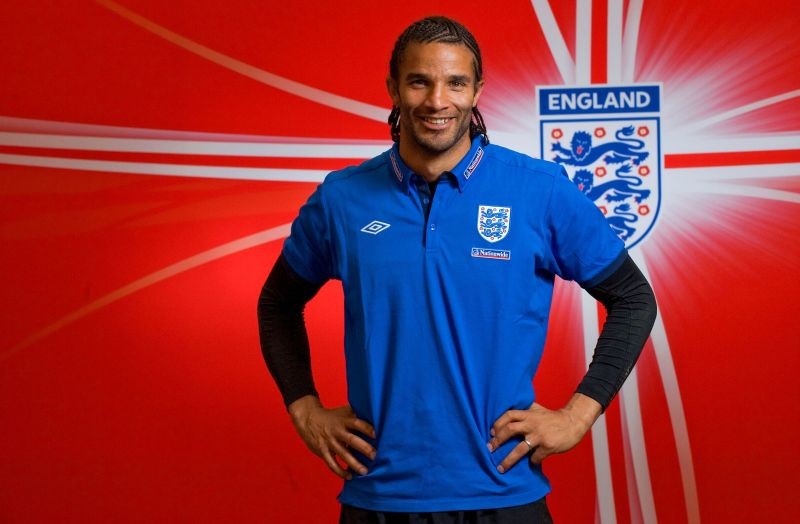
[424,83,448,111]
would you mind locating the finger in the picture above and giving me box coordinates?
[488,420,525,451]
[347,417,376,439]
[491,409,526,435]
[529,445,551,465]
[343,432,376,460]
[497,440,535,474]
[330,439,369,476]
[320,446,351,480]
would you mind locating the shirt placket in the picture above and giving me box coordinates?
[419,174,455,253]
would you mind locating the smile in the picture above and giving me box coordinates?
[418,116,454,130]
[422,117,451,124]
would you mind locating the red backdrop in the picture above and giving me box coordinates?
[1,1,799,522]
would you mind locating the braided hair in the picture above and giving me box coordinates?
[388,16,489,145]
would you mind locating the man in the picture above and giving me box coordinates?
[258,16,656,523]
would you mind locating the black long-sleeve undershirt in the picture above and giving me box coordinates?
[576,254,657,409]
[257,254,323,407]
[257,252,656,410]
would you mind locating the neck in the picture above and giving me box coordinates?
[398,136,472,183]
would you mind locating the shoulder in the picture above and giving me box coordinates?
[309,150,392,210]
[480,144,567,197]
[322,150,390,187]
[480,144,586,214]
[483,143,564,179]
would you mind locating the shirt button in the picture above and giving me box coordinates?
[430,223,436,230]
[423,197,430,204]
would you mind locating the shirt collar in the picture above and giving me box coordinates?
[389,136,486,193]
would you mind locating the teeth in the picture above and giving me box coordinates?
[424,117,449,125]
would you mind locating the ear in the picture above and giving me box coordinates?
[386,76,400,106]
[472,79,485,107]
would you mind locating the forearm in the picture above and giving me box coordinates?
[257,254,324,407]
[288,394,323,423]
[577,254,657,410]
[560,392,602,436]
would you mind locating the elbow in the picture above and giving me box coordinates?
[256,281,271,320]
[643,281,658,332]
[257,279,283,324]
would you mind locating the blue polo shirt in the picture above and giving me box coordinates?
[282,136,625,512]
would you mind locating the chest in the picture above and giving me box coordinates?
[331,177,553,290]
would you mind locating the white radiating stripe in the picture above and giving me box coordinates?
[575,0,592,85]
[621,0,644,83]
[581,291,617,524]
[670,180,800,204]
[591,415,617,524]
[666,163,800,181]
[531,0,576,84]
[94,0,387,122]
[665,133,800,154]
[620,366,658,523]
[606,0,624,83]
[492,131,540,156]
[1,223,292,363]
[0,131,387,158]
[619,402,642,524]
[630,251,701,524]
[0,115,390,145]
[677,89,800,134]
[0,154,328,182]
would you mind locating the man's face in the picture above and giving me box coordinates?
[387,42,484,159]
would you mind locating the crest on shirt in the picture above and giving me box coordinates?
[537,84,663,249]
[477,205,511,243]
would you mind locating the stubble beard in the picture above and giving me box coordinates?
[405,110,473,157]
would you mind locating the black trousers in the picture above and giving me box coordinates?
[339,498,554,524]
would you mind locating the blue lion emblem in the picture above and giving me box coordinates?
[478,207,510,241]
[572,164,650,204]
[552,125,649,166]
[606,203,639,240]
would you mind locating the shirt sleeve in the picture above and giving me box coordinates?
[281,183,335,284]
[544,167,626,286]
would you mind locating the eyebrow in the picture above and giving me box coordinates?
[404,72,473,84]
[448,74,472,84]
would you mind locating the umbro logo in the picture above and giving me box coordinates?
[360,220,391,235]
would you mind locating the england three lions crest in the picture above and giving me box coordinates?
[477,205,511,243]
[537,84,663,249]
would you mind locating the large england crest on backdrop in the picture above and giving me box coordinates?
[537,85,663,249]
